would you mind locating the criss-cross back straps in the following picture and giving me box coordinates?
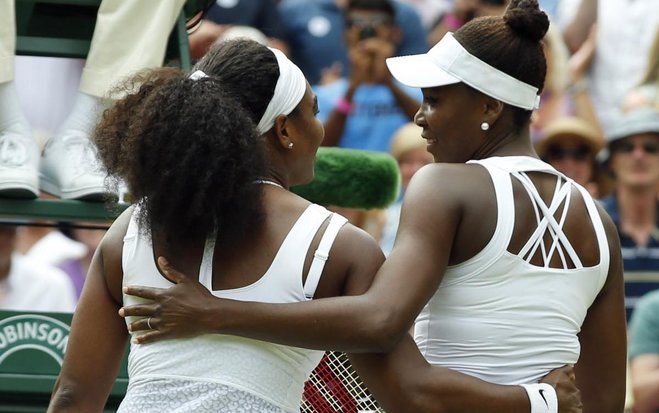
[513,172,583,269]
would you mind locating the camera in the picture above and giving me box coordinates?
[359,25,377,40]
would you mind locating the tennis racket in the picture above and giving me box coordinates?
[301,351,384,413]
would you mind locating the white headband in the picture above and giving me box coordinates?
[188,50,306,134]
[256,48,307,135]
[386,33,540,110]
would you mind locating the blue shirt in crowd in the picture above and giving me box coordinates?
[601,194,659,272]
[279,0,429,85]
[600,194,659,320]
[314,78,421,153]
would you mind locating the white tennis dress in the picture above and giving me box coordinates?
[119,204,347,412]
[415,156,610,385]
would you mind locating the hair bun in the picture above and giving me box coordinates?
[504,0,549,42]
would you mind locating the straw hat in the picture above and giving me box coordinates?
[535,116,604,158]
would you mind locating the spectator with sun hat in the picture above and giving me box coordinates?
[535,116,605,197]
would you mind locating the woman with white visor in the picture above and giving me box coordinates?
[121,1,626,412]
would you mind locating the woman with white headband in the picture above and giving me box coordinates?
[49,38,343,412]
[119,1,625,411]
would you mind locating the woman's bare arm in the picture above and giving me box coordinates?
[573,207,627,412]
[48,209,132,412]
[349,334,582,413]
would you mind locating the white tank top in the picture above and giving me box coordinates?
[415,156,610,385]
[121,203,347,412]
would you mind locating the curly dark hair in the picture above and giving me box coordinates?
[94,65,267,245]
[454,0,549,130]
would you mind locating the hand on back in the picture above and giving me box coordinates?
[120,257,216,344]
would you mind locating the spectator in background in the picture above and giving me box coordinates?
[315,0,421,152]
[600,108,659,322]
[534,116,605,198]
[313,0,418,262]
[600,108,659,273]
[379,122,433,255]
[0,224,76,312]
[187,0,288,60]
[563,0,659,130]
[278,0,428,86]
[628,289,659,413]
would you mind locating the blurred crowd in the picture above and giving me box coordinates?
[0,0,657,411]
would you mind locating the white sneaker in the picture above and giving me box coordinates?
[0,132,39,198]
[40,130,115,201]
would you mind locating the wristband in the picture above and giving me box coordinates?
[520,383,558,413]
[336,96,354,115]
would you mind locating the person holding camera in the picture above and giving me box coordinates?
[278,0,428,86]
[315,0,422,153]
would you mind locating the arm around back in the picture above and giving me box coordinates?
[215,164,459,351]
[122,219,392,351]
[123,164,461,352]
[350,333,584,413]
[349,334,533,413]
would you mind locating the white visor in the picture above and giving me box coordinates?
[386,33,540,110]
[256,47,307,135]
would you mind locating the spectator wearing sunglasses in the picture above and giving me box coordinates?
[535,116,605,198]
[600,108,659,320]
